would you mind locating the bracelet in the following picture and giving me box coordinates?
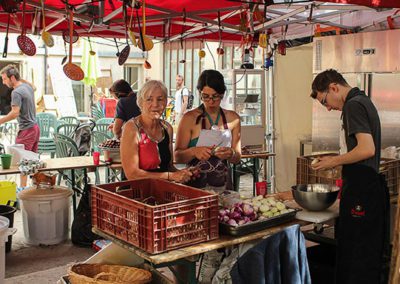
[230,148,236,159]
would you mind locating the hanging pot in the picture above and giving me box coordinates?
[63,9,84,81]
[41,0,54,47]
[17,0,37,56]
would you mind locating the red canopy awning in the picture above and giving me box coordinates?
[0,0,399,44]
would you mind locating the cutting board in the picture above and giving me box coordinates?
[296,206,339,224]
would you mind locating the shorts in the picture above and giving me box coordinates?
[15,124,40,153]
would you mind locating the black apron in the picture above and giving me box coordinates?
[336,164,390,284]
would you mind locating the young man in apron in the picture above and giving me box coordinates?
[310,69,390,284]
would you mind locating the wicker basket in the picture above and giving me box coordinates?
[69,263,152,284]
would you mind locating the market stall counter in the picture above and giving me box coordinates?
[91,187,308,283]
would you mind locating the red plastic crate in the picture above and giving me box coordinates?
[91,179,219,254]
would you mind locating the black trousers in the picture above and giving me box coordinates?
[336,164,390,284]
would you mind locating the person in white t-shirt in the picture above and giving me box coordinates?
[174,74,189,125]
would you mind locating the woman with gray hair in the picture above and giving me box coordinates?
[120,80,192,183]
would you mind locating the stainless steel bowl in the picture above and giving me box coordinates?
[291,184,340,211]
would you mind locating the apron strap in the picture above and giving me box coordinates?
[201,117,207,129]
[220,109,228,130]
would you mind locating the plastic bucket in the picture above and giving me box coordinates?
[0,181,17,205]
[0,201,17,253]
[0,216,17,283]
[18,186,73,245]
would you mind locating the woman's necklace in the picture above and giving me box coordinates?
[205,110,221,131]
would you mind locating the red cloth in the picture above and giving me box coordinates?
[138,131,161,170]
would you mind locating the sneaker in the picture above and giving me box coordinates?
[198,250,224,284]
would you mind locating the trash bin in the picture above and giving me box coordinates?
[18,185,73,245]
[0,201,17,253]
[0,216,16,283]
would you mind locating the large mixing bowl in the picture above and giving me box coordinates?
[291,184,340,211]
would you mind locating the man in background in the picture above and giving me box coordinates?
[0,64,39,187]
[174,74,189,125]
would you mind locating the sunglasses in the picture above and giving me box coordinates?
[201,92,222,102]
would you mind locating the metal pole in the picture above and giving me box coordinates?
[267,60,276,193]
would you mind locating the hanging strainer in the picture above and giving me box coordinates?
[63,9,84,81]
[17,0,36,56]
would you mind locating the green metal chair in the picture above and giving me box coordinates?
[94,118,114,137]
[59,116,79,125]
[56,123,78,137]
[91,102,105,120]
[54,133,88,186]
[37,113,58,158]
[91,130,111,153]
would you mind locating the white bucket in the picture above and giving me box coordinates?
[0,216,17,283]
[18,186,73,245]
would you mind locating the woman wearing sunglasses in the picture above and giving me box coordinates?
[175,69,241,193]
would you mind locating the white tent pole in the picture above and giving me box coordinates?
[267,58,276,193]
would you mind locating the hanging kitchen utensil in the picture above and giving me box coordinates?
[119,44,130,66]
[2,14,11,58]
[62,8,79,45]
[118,3,130,66]
[88,37,95,55]
[1,0,21,13]
[61,41,68,64]
[216,11,224,55]
[128,7,137,46]
[17,0,36,56]
[31,7,38,35]
[41,0,54,47]
[63,8,84,81]
[113,38,121,57]
[136,0,153,52]
[143,60,151,69]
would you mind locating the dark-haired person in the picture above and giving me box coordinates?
[0,64,39,187]
[174,69,241,283]
[310,69,389,284]
[175,69,241,194]
[109,79,141,139]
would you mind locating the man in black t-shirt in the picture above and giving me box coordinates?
[309,69,389,284]
[109,79,141,139]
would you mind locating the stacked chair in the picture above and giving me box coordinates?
[36,113,58,158]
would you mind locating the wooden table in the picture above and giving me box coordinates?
[92,191,306,284]
[232,152,276,195]
[0,156,107,214]
[94,219,307,284]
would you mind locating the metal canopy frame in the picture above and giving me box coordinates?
[0,1,398,43]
